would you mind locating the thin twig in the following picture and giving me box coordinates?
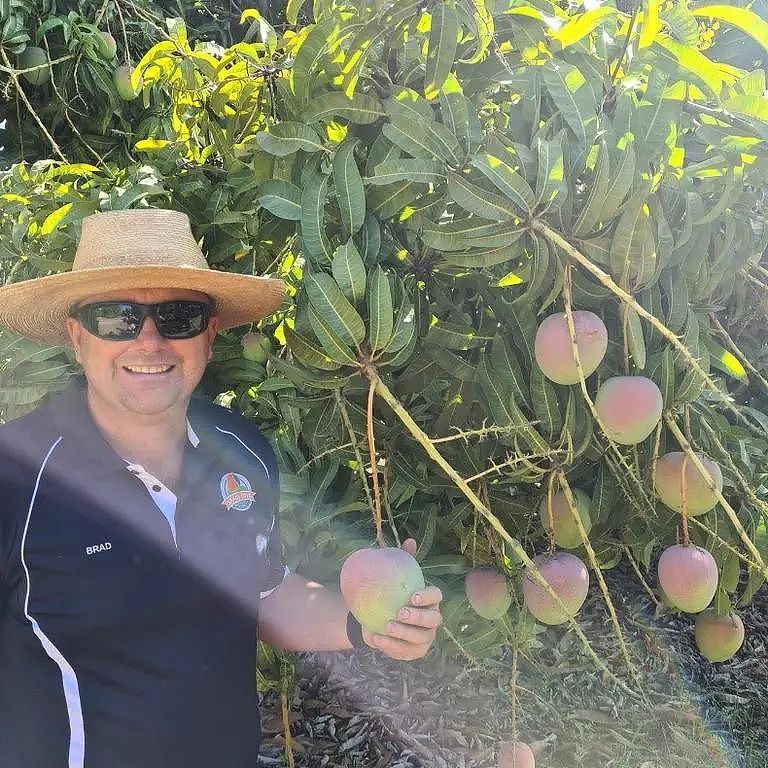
[559,472,646,700]
[1,49,67,162]
[623,545,663,609]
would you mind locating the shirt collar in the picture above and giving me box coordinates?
[49,375,202,468]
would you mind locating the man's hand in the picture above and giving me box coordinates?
[361,538,443,661]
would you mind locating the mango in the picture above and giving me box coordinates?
[595,376,663,445]
[695,610,745,662]
[18,46,50,86]
[465,566,512,620]
[498,741,535,768]
[534,310,608,385]
[242,331,271,363]
[538,489,591,549]
[522,552,589,625]
[657,544,717,613]
[97,32,117,60]
[655,452,722,517]
[339,547,425,634]
[113,65,141,100]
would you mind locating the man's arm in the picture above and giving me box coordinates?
[258,540,444,660]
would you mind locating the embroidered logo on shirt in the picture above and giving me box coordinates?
[220,472,257,511]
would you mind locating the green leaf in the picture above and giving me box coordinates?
[439,74,472,150]
[534,133,566,211]
[477,352,549,453]
[610,199,654,287]
[427,321,489,350]
[291,18,352,102]
[367,181,426,220]
[413,218,521,251]
[541,60,597,144]
[529,365,562,439]
[332,240,366,306]
[255,122,325,156]
[598,141,636,222]
[333,138,366,238]
[573,140,610,235]
[382,121,461,165]
[300,171,332,265]
[367,265,394,352]
[386,93,463,164]
[256,180,302,220]
[425,0,459,99]
[653,35,723,97]
[40,203,74,235]
[692,5,768,56]
[459,0,494,64]
[302,93,386,124]
[366,160,446,185]
[553,7,618,48]
[284,325,342,370]
[590,463,618,526]
[660,269,688,333]
[640,0,662,49]
[308,305,359,366]
[439,240,524,268]
[305,272,366,347]
[489,334,529,406]
[447,172,517,221]
[470,154,536,215]
[706,340,748,382]
[383,295,417,355]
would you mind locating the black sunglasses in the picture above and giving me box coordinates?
[71,300,211,341]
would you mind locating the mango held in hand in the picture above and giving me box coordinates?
[538,489,592,549]
[522,552,589,625]
[595,376,663,445]
[498,741,535,768]
[340,547,425,634]
[654,452,722,517]
[534,310,608,385]
[695,610,745,662]
[465,566,512,620]
[657,544,717,613]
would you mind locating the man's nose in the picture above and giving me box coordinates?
[134,316,165,345]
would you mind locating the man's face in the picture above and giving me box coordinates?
[65,288,219,419]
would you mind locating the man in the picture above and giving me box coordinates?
[0,209,443,767]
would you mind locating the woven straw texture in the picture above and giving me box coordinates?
[0,209,285,345]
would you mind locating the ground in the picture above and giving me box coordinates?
[258,564,767,768]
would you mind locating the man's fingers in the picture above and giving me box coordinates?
[397,605,443,629]
[410,585,443,608]
[371,632,431,660]
[401,538,418,556]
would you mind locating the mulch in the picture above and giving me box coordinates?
[258,564,767,768]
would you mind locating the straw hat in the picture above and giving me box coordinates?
[0,209,286,345]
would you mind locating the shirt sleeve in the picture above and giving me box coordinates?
[254,429,289,600]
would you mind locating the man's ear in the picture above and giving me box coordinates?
[65,317,82,364]
[206,316,219,362]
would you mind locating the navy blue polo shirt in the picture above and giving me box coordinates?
[0,376,287,767]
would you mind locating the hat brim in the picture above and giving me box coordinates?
[0,266,286,345]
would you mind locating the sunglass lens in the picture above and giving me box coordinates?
[92,303,142,339]
[156,302,207,338]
